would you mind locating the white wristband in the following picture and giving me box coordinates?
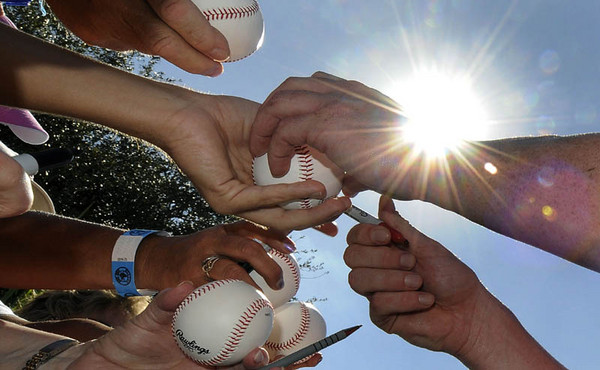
[111,229,170,297]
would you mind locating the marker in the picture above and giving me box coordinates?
[259,325,361,370]
[344,204,409,247]
[13,148,74,175]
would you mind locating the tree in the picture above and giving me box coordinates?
[2,4,235,234]
[1,4,234,308]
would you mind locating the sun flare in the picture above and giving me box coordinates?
[386,69,489,157]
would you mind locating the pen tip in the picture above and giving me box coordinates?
[344,325,362,336]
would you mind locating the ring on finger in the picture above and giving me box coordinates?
[201,255,221,280]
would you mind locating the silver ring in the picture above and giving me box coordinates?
[201,256,221,279]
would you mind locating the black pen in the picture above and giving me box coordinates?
[259,325,361,370]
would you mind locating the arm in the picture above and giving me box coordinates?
[0,25,350,232]
[344,196,565,369]
[1,282,270,369]
[250,72,600,272]
[0,213,291,291]
[44,0,230,76]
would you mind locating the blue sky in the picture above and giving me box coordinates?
[162,1,600,368]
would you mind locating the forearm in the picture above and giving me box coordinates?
[0,211,122,289]
[456,292,564,369]
[1,319,87,369]
[410,134,600,271]
[0,23,206,148]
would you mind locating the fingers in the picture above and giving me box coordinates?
[0,153,33,218]
[250,75,345,157]
[238,196,351,234]
[210,180,328,215]
[223,221,297,254]
[312,221,338,237]
[238,347,269,369]
[210,238,283,290]
[153,281,195,318]
[348,268,423,295]
[369,291,435,315]
[344,243,416,270]
[346,223,392,248]
[141,0,227,75]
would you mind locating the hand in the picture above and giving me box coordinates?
[344,196,564,368]
[71,281,270,369]
[249,72,408,197]
[345,196,484,355]
[158,93,351,234]
[0,151,33,218]
[45,0,230,76]
[140,221,297,291]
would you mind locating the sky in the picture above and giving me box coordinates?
[160,1,600,369]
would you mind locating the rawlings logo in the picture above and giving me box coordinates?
[175,329,210,356]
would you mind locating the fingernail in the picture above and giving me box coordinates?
[284,241,296,253]
[253,350,267,365]
[210,47,230,62]
[177,280,193,287]
[276,277,285,290]
[310,190,325,198]
[372,228,389,243]
[418,294,435,306]
[400,254,416,268]
[207,64,223,77]
[404,274,422,289]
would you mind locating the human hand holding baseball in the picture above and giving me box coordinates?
[344,196,564,368]
[249,72,408,197]
[69,281,270,369]
[137,221,296,291]
[45,0,230,76]
[158,93,350,235]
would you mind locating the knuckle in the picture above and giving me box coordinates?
[220,263,246,280]
[148,32,177,56]
[156,0,187,19]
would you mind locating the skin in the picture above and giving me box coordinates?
[1,282,271,369]
[0,151,32,217]
[44,0,231,76]
[249,71,600,272]
[0,214,293,292]
[344,196,565,369]
[0,23,350,234]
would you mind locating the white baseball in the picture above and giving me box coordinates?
[172,279,274,366]
[192,0,265,62]
[252,145,344,210]
[249,240,301,308]
[264,301,327,360]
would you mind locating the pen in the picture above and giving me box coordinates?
[344,204,409,247]
[259,325,361,370]
[13,148,74,175]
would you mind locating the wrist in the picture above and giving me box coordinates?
[456,291,564,369]
[134,232,177,291]
[112,229,170,296]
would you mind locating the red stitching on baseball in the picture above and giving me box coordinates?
[201,1,260,21]
[172,279,238,347]
[204,297,273,366]
[264,302,311,352]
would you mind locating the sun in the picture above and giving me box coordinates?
[385,69,489,157]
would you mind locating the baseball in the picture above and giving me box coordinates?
[172,279,274,366]
[264,301,327,360]
[252,145,344,210]
[249,239,301,308]
[192,0,265,61]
